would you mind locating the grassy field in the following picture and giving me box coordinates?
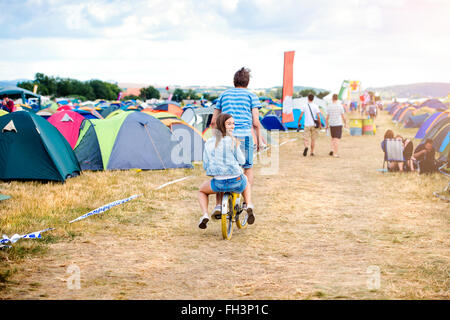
[0,110,448,299]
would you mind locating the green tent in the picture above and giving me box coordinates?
[105,109,125,119]
[0,111,81,182]
[75,111,193,170]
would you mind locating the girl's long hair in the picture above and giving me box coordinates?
[214,113,232,148]
[384,129,394,140]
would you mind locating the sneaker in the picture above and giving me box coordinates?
[212,205,221,220]
[303,147,308,157]
[246,205,255,225]
[198,213,210,229]
[329,151,333,156]
[310,153,315,156]
[333,154,340,158]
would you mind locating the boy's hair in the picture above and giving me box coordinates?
[332,94,338,101]
[214,113,233,147]
[424,138,433,145]
[234,67,250,88]
[308,94,314,101]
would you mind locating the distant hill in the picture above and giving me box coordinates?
[367,82,450,99]
[118,83,327,94]
[0,79,30,88]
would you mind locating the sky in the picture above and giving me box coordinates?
[1,0,449,93]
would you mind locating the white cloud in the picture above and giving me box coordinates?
[1,0,449,91]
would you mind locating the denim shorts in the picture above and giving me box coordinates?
[237,135,254,169]
[210,174,247,193]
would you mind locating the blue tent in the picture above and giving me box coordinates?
[284,109,326,129]
[73,108,103,120]
[439,131,450,153]
[261,115,287,131]
[0,86,41,108]
[404,113,429,128]
[420,99,447,111]
[415,112,447,139]
[100,104,122,118]
[284,109,303,129]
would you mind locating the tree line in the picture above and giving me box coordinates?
[17,73,328,103]
[18,73,121,101]
[127,87,219,103]
[270,88,330,100]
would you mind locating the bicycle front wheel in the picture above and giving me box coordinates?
[221,193,234,240]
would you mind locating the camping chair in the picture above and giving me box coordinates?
[433,183,450,202]
[382,139,404,172]
[438,162,450,177]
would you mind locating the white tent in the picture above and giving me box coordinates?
[293,97,328,109]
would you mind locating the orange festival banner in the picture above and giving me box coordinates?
[282,51,295,123]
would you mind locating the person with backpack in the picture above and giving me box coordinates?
[298,94,322,156]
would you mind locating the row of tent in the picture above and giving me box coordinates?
[385,99,449,161]
[34,100,185,120]
[2,93,332,183]
[258,97,329,131]
[0,99,275,182]
[0,107,206,182]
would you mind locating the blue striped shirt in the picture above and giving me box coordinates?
[215,88,261,137]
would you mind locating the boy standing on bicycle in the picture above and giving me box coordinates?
[198,113,254,229]
[210,67,262,217]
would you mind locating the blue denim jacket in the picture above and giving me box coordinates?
[203,136,245,177]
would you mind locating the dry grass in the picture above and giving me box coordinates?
[0,111,448,299]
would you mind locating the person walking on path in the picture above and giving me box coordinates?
[210,67,262,216]
[326,94,347,158]
[298,94,322,156]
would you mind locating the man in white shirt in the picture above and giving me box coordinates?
[297,94,322,156]
[326,94,347,157]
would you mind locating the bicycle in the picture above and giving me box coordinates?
[217,191,249,240]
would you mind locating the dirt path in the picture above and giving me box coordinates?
[1,113,448,299]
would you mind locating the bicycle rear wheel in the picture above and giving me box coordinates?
[235,194,248,229]
[221,193,234,240]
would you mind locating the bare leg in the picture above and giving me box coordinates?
[216,192,222,206]
[304,138,309,148]
[310,138,315,154]
[242,183,252,207]
[244,167,254,186]
[388,162,396,171]
[334,138,340,155]
[198,180,215,214]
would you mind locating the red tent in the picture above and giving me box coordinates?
[48,110,86,149]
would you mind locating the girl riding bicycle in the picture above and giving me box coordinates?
[197,113,254,229]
